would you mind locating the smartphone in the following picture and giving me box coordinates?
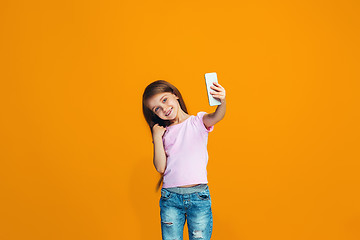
[205,72,221,106]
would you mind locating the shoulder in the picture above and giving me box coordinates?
[195,111,211,121]
[195,111,214,133]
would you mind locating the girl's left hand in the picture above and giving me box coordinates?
[210,82,226,104]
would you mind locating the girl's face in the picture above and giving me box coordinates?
[146,92,180,120]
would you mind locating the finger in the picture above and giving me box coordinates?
[211,92,225,97]
[210,86,221,91]
[211,85,223,90]
[215,82,223,88]
[211,89,224,94]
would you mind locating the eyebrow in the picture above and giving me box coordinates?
[151,95,167,111]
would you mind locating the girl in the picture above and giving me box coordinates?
[142,80,226,240]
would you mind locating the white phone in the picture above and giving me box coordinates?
[205,72,221,106]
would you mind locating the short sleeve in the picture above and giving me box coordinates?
[195,111,214,133]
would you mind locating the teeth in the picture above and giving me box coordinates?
[166,108,172,116]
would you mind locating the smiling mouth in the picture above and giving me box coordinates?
[165,108,172,116]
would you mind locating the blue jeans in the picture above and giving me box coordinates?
[159,185,213,240]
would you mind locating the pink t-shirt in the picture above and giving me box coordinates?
[161,111,214,188]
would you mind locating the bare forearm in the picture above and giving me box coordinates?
[203,99,226,128]
[152,136,167,174]
[207,99,226,125]
[206,82,227,125]
[213,99,226,121]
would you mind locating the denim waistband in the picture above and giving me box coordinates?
[163,184,208,194]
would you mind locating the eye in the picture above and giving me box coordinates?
[154,98,167,112]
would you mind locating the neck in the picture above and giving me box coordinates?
[170,110,189,125]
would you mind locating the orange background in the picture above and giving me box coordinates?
[1,0,359,239]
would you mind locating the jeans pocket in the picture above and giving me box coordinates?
[196,189,210,200]
[161,188,172,200]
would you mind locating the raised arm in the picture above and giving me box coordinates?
[203,82,226,128]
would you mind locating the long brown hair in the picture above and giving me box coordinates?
[142,80,188,191]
